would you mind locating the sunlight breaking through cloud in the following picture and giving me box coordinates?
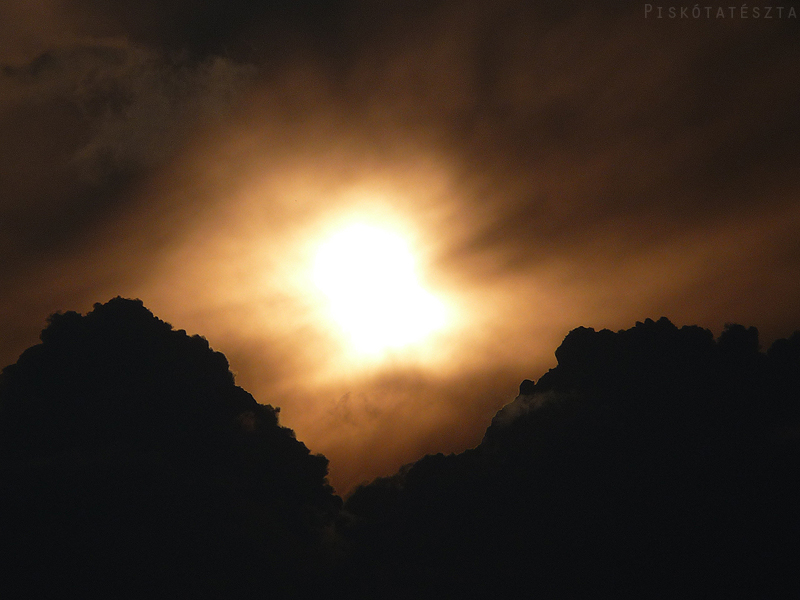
[313,223,446,355]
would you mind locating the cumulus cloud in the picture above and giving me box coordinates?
[343,317,800,597]
[0,297,340,597]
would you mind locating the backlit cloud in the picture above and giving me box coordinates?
[1,0,798,492]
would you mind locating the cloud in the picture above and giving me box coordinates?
[0,39,255,244]
[1,0,799,499]
[487,386,568,430]
[343,317,800,597]
[0,297,340,597]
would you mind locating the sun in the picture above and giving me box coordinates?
[313,223,446,354]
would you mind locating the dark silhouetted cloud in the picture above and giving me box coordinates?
[2,297,799,596]
[0,298,340,598]
[343,318,800,597]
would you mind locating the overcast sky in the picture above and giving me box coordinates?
[2,0,799,492]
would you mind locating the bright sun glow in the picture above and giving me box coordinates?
[313,223,446,354]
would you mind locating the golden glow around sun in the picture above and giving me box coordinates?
[313,223,446,355]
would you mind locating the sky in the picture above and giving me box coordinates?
[2,0,799,493]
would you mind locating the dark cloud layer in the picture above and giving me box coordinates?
[1,40,254,263]
[1,0,799,492]
[3,301,797,597]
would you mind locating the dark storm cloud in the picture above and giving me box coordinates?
[0,298,340,596]
[1,40,255,258]
[2,302,798,595]
[343,318,800,597]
